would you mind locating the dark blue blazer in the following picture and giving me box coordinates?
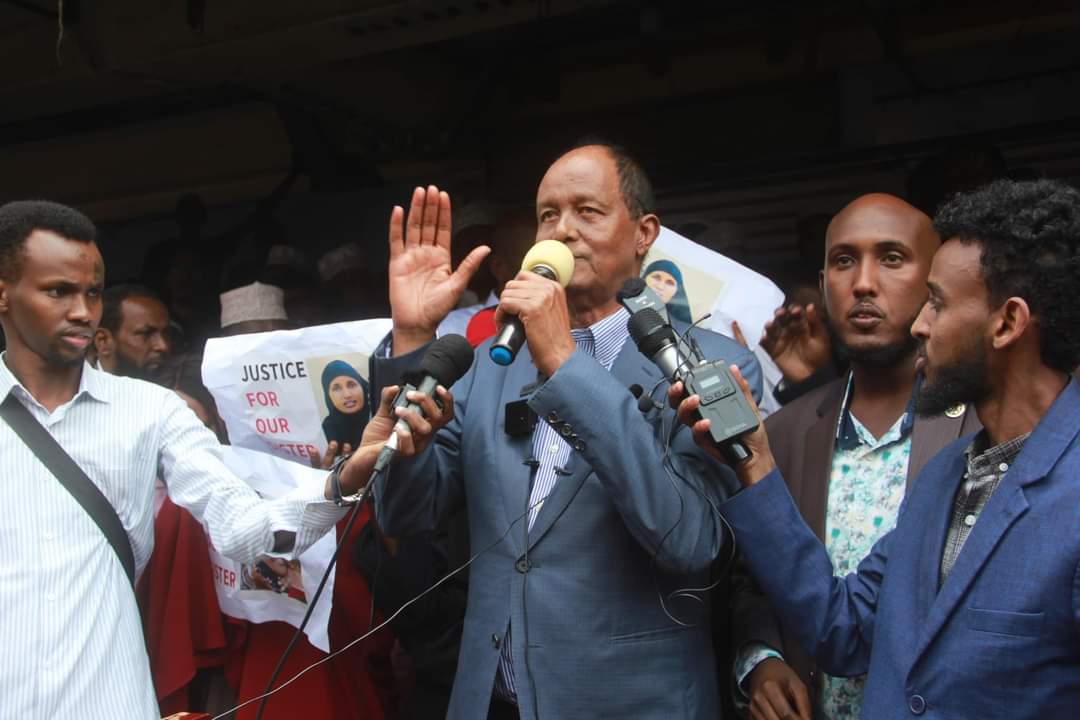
[373,325,762,720]
[724,379,1080,719]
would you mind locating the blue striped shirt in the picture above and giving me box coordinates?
[496,307,630,702]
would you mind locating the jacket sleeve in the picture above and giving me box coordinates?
[371,338,473,538]
[726,551,785,656]
[527,348,737,575]
[721,468,893,677]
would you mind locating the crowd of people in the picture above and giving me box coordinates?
[0,135,1077,720]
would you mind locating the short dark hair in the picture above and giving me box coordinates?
[933,178,1080,373]
[0,200,97,280]
[565,137,657,219]
[100,284,162,334]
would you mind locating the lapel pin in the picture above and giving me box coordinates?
[945,404,965,418]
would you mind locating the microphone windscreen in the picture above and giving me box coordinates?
[522,240,575,287]
[628,308,677,358]
[616,277,647,302]
[420,334,476,387]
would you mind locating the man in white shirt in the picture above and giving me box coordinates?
[0,200,382,719]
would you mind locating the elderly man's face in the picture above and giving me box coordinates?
[535,146,649,311]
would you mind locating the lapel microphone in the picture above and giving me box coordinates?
[629,383,661,413]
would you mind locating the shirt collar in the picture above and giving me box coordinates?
[0,352,112,407]
[964,430,1030,477]
[571,307,630,371]
[835,371,919,451]
[79,361,114,404]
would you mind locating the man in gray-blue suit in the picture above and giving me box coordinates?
[366,143,766,719]
[673,178,1080,719]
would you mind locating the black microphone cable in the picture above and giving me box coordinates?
[643,320,739,627]
[211,494,549,720]
[251,461,386,720]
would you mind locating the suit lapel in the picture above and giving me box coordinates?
[907,407,971,489]
[525,342,663,552]
[496,347,547,554]
[799,382,845,540]
[911,379,1080,664]
[911,449,967,637]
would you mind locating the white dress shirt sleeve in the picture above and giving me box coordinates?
[156,391,343,562]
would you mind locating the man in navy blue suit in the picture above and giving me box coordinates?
[673,178,1080,719]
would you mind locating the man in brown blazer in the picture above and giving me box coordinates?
[736,194,981,720]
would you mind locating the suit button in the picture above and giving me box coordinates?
[909,694,926,715]
[572,437,586,452]
[515,557,531,573]
[560,423,573,436]
[491,633,501,649]
[546,411,559,423]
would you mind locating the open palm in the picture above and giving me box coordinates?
[760,303,832,383]
[387,185,490,352]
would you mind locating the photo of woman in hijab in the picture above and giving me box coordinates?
[320,359,369,448]
[643,258,693,323]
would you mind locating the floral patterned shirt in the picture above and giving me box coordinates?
[820,397,913,720]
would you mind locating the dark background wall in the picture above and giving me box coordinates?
[2,0,1079,287]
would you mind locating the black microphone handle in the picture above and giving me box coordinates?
[373,374,441,474]
[394,374,440,434]
[489,263,558,366]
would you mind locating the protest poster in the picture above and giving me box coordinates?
[207,446,338,651]
[645,227,787,415]
[201,318,391,650]
[203,319,392,465]
[644,226,785,345]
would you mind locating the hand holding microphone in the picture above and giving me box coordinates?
[617,278,759,465]
[373,333,475,474]
[337,334,474,496]
[490,240,577,376]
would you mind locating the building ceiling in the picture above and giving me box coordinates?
[2,0,1080,222]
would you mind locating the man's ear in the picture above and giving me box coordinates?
[635,213,661,260]
[94,328,114,357]
[990,296,1033,351]
[0,279,7,314]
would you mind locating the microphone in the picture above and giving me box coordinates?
[489,240,576,366]
[627,308,698,380]
[616,277,670,324]
[627,307,758,464]
[373,333,475,474]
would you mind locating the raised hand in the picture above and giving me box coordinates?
[759,303,832,384]
[388,186,491,356]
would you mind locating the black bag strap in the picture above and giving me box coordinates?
[0,392,135,585]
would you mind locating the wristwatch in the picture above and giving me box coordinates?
[328,452,363,506]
